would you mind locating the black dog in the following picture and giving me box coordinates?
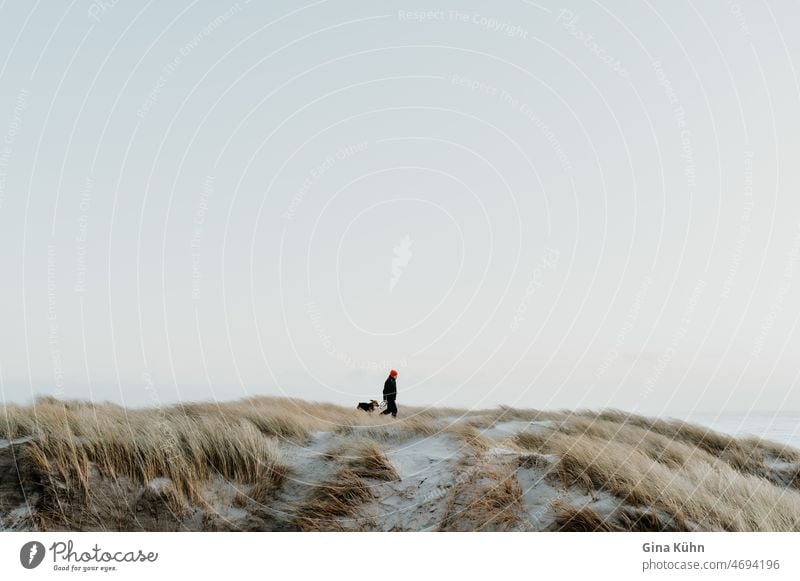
[356,400,380,412]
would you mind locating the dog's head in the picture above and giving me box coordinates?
[369,400,380,410]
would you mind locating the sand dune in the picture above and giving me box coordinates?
[2,397,800,531]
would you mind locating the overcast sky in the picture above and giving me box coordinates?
[1,1,800,414]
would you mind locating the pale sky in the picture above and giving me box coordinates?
[1,1,800,414]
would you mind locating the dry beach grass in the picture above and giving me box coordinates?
[2,397,800,531]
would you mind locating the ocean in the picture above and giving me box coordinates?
[675,411,800,450]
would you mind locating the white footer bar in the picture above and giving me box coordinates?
[2,532,798,580]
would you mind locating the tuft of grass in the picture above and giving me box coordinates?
[513,430,552,452]
[550,499,618,532]
[291,439,399,531]
[447,423,492,452]
[135,478,190,519]
[342,440,400,482]
[439,457,523,532]
[292,469,374,531]
[616,507,684,532]
[470,466,524,531]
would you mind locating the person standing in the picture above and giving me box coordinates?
[381,369,398,417]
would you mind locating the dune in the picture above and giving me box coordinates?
[2,397,800,531]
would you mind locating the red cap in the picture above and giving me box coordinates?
[389,369,398,377]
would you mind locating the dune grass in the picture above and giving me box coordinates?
[334,413,441,442]
[512,413,800,531]
[292,469,374,531]
[3,397,800,531]
[550,499,617,532]
[341,440,401,482]
[438,453,524,532]
[293,439,397,531]
[468,463,524,531]
[2,398,294,513]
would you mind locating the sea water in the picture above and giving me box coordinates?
[674,411,800,450]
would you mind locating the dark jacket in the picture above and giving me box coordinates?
[382,376,397,400]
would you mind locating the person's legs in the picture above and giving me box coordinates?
[388,399,398,418]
